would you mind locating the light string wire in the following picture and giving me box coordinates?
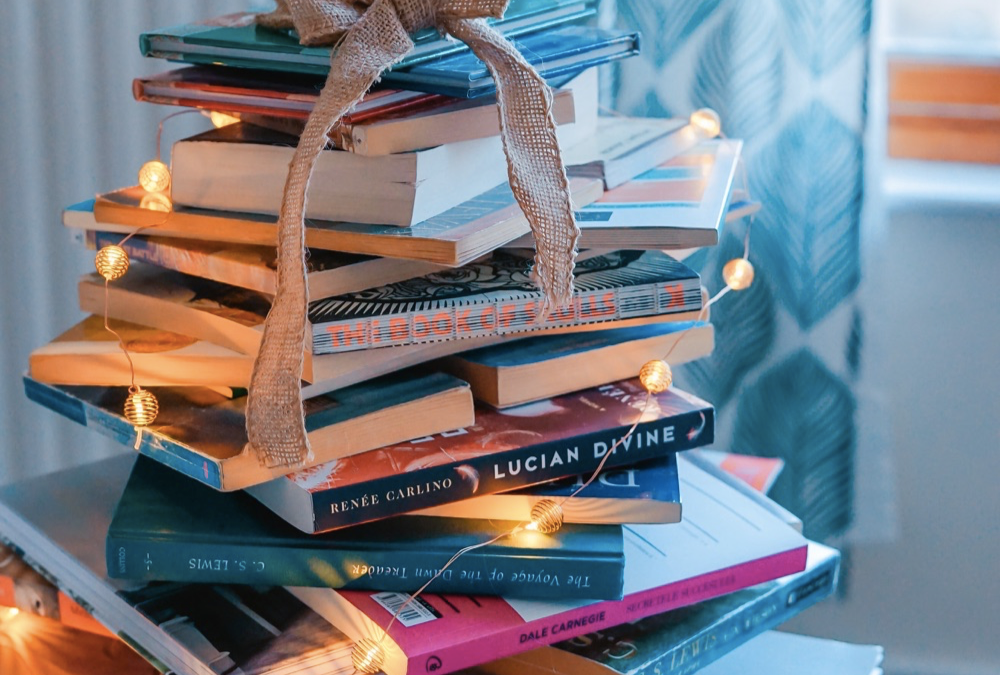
[350,110,759,674]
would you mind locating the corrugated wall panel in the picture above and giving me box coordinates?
[0,1,245,482]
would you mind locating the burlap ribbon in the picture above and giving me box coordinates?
[247,0,580,467]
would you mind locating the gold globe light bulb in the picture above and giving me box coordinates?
[95,245,130,281]
[138,159,171,194]
[351,638,386,675]
[209,111,240,128]
[689,108,722,138]
[639,359,673,394]
[124,387,159,427]
[722,258,755,290]
[528,498,564,534]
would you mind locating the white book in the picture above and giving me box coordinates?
[699,631,884,675]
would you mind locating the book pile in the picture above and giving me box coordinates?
[1,4,871,675]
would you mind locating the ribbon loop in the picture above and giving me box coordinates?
[247,0,579,467]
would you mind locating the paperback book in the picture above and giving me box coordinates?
[78,175,605,267]
[139,1,598,76]
[483,542,840,675]
[0,454,359,675]
[696,632,884,675]
[87,230,444,300]
[23,370,474,492]
[169,122,510,227]
[107,456,626,600]
[289,454,810,675]
[441,321,713,408]
[246,378,714,533]
[413,456,682,525]
[79,251,703,357]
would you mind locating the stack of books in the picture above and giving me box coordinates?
[1,5,876,675]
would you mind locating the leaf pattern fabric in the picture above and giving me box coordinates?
[608,0,871,540]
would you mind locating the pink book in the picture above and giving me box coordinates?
[290,454,809,675]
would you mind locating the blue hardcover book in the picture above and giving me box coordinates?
[139,1,597,77]
[414,455,682,525]
[387,26,641,98]
[442,321,714,408]
[106,456,626,601]
[484,541,841,675]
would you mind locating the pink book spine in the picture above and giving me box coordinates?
[346,546,808,675]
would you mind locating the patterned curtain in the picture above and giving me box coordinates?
[604,0,872,541]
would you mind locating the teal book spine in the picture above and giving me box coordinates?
[106,457,626,601]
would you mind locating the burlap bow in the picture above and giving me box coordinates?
[247,0,580,467]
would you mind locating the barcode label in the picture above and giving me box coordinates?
[370,591,439,628]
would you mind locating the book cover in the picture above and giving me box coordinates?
[88,230,444,300]
[139,1,598,77]
[441,321,714,408]
[385,26,640,98]
[169,122,511,227]
[307,250,703,355]
[247,378,714,533]
[107,456,626,600]
[23,370,474,492]
[513,140,743,250]
[484,542,840,675]
[413,455,682,525]
[80,175,604,267]
[289,454,810,675]
[696,631,884,675]
[28,315,254,388]
[0,454,359,675]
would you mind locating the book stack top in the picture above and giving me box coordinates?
[9,4,842,675]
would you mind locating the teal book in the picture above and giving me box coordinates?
[106,456,626,601]
[139,1,597,77]
[483,541,840,675]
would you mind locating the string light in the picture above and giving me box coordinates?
[527,498,564,534]
[722,257,755,290]
[639,359,673,394]
[351,637,386,675]
[95,245,130,281]
[689,107,722,138]
[209,111,241,128]
[138,160,171,194]
[124,386,159,427]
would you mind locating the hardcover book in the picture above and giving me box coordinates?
[77,175,605,267]
[169,122,510,227]
[246,378,714,533]
[441,321,714,408]
[289,454,810,675]
[383,26,640,98]
[511,139,744,250]
[0,454,359,675]
[86,230,443,300]
[483,542,840,675]
[139,1,598,76]
[23,370,474,492]
[79,251,703,357]
[413,456,682,525]
[107,456,626,600]
[696,632,884,675]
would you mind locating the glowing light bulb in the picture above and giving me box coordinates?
[210,111,240,128]
[639,359,673,394]
[139,191,173,212]
[351,638,386,675]
[124,387,159,427]
[528,498,564,534]
[689,108,722,138]
[138,160,171,194]
[95,245,130,281]
[722,258,755,290]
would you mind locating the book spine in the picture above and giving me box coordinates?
[105,537,623,601]
[374,547,810,675]
[307,408,713,531]
[642,553,839,675]
[312,281,702,354]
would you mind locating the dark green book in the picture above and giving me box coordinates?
[107,456,626,601]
